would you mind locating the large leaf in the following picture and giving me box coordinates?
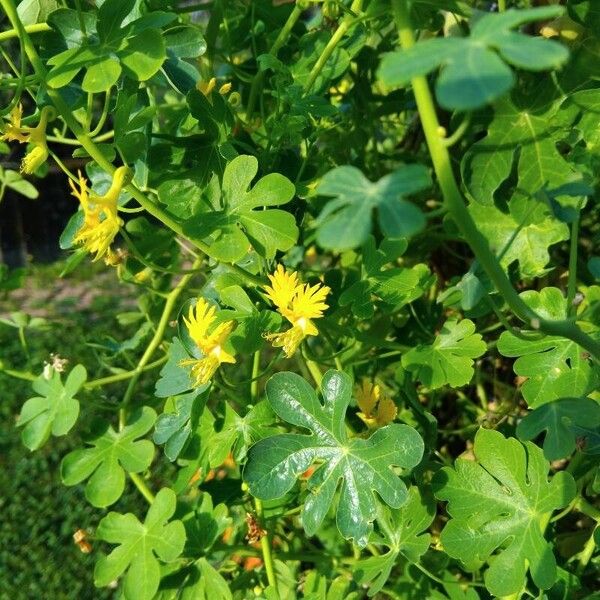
[315,165,430,251]
[497,288,600,407]
[183,155,297,261]
[402,319,486,389]
[434,428,576,597]
[517,397,600,460]
[94,488,186,600]
[355,487,435,596]
[17,365,87,450]
[462,95,579,206]
[378,7,568,110]
[469,193,569,279]
[243,370,424,547]
[61,406,156,507]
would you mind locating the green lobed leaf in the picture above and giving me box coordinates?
[94,488,186,600]
[497,288,600,407]
[17,364,86,450]
[517,397,600,460]
[315,165,430,251]
[244,370,424,547]
[378,7,568,110]
[61,406,156,507]
[402,319,486,389]
[155,338,196,398]
[433,428,576,597]
[355,486,435,596]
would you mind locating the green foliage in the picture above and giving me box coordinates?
[315,165,430,251]
[17,364,86,450]
[434,428,576,597]
[244,370,424,547]
[61,406,156,506]
[94,488,186,600]
[3,0,600,597]
[379,7,568,110]
[401,319,486,389]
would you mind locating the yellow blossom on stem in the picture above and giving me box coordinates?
[0,104,55,174]
[263,264,330,357]
[179,298,236,386]
[70,166,130,262]
[355,379,397,429]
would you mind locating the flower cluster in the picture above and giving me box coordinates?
[69,166,130,262]
[180,298,236,386]
[355,379,397,429]
[263,265,330,357]
[0,104,54,174]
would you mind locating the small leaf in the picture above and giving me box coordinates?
[17,365,86,450]
[402,320,486,389]
[61,406,156,507]
[155,338,196,398]
[517,397,600,460]
[94,488,186,600]
[315,165,430,251]
[244,370,424,547]
[433,428,576,597]
[497,288,600,407]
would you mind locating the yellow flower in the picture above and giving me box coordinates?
[179,298,236,386]
[355,379,397,429]
[197,76,216,96]
[70,166,130,262]
[1,105,54,174]
[264,265,330,357]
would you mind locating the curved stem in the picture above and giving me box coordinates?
[246,5,303,117]
[391,0,600,361]
[85,356,167,389]
[303,0,363,95]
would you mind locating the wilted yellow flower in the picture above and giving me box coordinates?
[70,166,129,262]
[264,265,330,357]
[197,76,216,96]
[1,104,55,174]
[180,298,236,386]
[355,379,397,429]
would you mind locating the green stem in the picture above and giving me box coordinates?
[246,5,303,117]
[304,358,323,386]
[0,0,263,288]
[391,0,600,361]
[0,22,50,42]
[128,472,155,504]
[576,497,600,521]
[118,257,201,425]
[498,0,507,12]
[85,356,167,389]
[566,205,581,317]
[0,367,36,381]
[253,497,278,589]
[303,0,363,95]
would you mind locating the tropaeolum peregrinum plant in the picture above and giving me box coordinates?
[2,0,600,598]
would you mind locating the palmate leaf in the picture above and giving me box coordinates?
[243,370,424,547]
[469,193,569,279]
[95,488,186,600]
[61,406,156,507]
[497,288,600,407]
[461,95,579,206]
[517,397,600,460]
[434,428,576,597]
[355,487,435,596]
[183,155,298,261]
[401,319,486,389]
[315,165,430,251]
[17,364,87,451]
[378,7,568,110]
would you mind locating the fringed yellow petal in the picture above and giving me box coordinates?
[355,379,380,417]
[265,325,305,358]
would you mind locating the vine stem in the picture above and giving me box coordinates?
[0,0,264,288]
[0,22,50,42]
[391,0,600,361]
[246,4,303,117]
[303,0,363,95]
[118,256,202,426]
[249,350,278,591]
[566,204,581,317]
